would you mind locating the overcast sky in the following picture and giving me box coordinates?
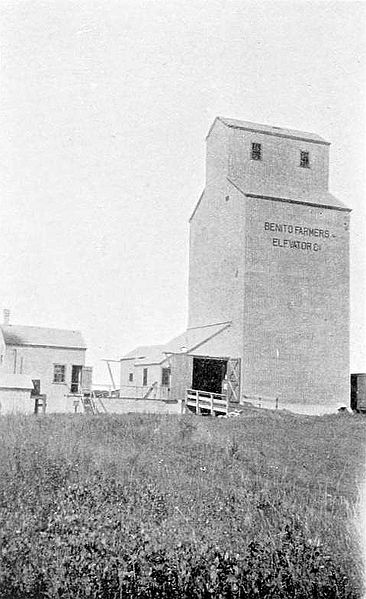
[0,0,365,383]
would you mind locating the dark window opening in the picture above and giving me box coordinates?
[53,364,66,383]
[300,150,310,168]
[161,367,171,387]
[251,142,262,161]
[71,365,82,394]
[129,372,134,382]
[143,368,148,386]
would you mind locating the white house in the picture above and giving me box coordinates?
[0,310,91,413]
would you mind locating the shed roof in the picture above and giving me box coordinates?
[124,322,231,366]
[165,322,231,355]
[0,373,34,390]
[228,178,350,212]
[210,116,329,145]
[1,325,86,349]
[123,344,166,360]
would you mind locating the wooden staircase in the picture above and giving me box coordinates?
[81,392,108,415]
[143,381,158,399]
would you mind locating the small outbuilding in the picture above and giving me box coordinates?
[0,372,34,414]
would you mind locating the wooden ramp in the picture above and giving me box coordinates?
[185,389,229,416]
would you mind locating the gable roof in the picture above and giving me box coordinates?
[209,116,330,145]
[123,322,231,366]
[1,325,86,349]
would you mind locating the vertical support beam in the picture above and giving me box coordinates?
[106,361,116,390]
[169,353,193,403]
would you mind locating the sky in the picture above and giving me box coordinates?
[0,0,365,384]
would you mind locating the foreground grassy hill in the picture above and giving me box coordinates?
[0,410,365,598]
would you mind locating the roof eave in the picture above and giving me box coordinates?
[218,116,330,146]
[4,342,87,350]
[189,189,205,223]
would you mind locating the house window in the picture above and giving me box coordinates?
[129,372,134,383]
[161,367,171,387]
[251,142,262,161]
[300,150,310,168]
[53,364,66,383]
[143,368,148,386]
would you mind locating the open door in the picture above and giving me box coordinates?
[226,358,241,403]
[82,366,93,393]
[71,365,83,394]
[192,357,227,394]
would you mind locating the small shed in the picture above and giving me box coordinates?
[0,373,34,414]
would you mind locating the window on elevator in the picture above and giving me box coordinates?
[300,150,310,168]
[251,142,262,161]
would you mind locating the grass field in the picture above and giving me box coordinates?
[0,410,365,598]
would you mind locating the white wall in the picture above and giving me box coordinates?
[120,359,171,399]
[0,388,33,414]
[2,345,86,412]
[228,126,330,197]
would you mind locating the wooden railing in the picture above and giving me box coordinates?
[185,389,228,416]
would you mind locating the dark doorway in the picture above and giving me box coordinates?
[192,357,227,394]
[350,374,358,411]
[71,365,82,394]
[351,373,366,412]
[31,379,41,397]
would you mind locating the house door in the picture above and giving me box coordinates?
[71,365,83,394]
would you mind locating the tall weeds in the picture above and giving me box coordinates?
[0,412,365,598]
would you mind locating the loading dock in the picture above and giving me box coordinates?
[185,355,241,416]
[192,356,227,394]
